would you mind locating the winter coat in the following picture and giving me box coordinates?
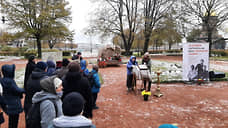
[48,115,96,128]
[47,60,56,76]
[142,57,151,73]
[91,70,101,94]
[0,79,6,113]
[54,67,68,80]
[62,72,93,118]
[24,68,48,114]
[127,56,138,75]
[32,91,63,128]
[80,60,89,76]
[24,59,36,89]
[72,55,79,60]
[0,64,25,115]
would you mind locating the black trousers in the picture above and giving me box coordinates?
[8,114,19,128]
[127,74,135,89]
[144,80,151,91]
[92,93,98,107]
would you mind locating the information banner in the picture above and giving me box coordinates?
[183,43,209,81]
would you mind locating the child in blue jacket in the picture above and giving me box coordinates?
[126,56,138,91]
[91,65,101,109]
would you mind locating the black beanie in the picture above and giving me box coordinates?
[28,55,35,62]
[36,61,47,71]
[62,58,70,67]
[62,92,85,116]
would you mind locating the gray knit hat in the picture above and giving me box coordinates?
[40,76,62,94]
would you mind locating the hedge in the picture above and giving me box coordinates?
[211,50,228,56]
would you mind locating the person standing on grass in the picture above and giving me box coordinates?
[24,55,36,90]
[90,65,101,110]
[0,64,25,128]
[126,56,138,91]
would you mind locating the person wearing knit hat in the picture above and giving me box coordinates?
[49,92,96,128]
[32,76,63,128]
[47,60,56,76]
[36,61,48,71]
[24,61,48,122]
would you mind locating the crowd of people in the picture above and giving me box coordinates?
[0,52,100,128]
[0,52,178,128]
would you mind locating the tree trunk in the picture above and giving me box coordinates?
[36,37,42,58]
[143,36,150,53]
[168,42,172,50]
[207,31,212,57]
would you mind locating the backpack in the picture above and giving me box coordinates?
[26,99,58,128]
[87,72,96,88]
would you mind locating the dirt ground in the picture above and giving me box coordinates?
[0,56,228,128]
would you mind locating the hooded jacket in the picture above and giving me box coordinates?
[24,68,48,114]
[80,60,89,76]
[127,56,138,75]
[91,70,101,93]
[54,66,68,80]
[32,91,63,128]
[62,72,93,118]
[0,64,25,115]
[47,60,56,76]
[48,115,96,128]
[24,56,36,89]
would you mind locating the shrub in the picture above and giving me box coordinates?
[24,50,37,59]
[63,51,71,56]
[121,51,133,56]
[42,49,59,52]
[211,50,228,56]
[166,49,182,53]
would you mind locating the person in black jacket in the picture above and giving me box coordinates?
[62,62,93,118]
[24,55,36,91]
[1,64,25,128]
[0,71,6,126]
[24,61,48,120]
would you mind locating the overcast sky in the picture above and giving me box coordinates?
[67,0,94,44]
[0,0,228,43]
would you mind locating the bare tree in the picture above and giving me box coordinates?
[89,0,140,55]
[143,0,174,53]
[183,0,228,56]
